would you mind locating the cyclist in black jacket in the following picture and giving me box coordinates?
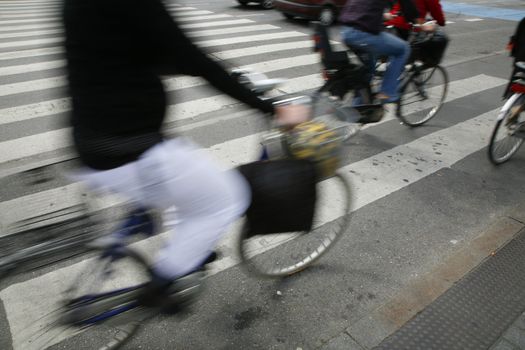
[339,0,419,103]
[63,0,305,309]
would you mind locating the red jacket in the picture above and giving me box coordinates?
[386,0,446,30]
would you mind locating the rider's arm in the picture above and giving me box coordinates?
[425,0,446,26]
[398,0,419,24]
[127,0,274,115]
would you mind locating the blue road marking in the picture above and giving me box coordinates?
[441,1,525,22]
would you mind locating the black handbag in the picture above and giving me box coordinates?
[237,159,318,236]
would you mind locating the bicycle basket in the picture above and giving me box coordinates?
[410,30,449,67]
[238,159,317,235]
[284,120,345,179]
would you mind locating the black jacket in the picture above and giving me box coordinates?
[63,0,274,170]
[339,0,418,34]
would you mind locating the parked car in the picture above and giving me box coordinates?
[274,0,346,25]
[237,0,274,9]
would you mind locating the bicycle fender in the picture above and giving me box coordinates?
[497,93,523,121]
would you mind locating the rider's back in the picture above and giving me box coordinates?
[63,0,274,171]
[64,0,168,170]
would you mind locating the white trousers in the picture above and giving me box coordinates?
[74,138,250,279]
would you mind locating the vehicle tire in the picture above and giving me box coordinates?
[261,0,274,9]
[319,6,336,26]
[238,0,249,5]
[238,172,351,278]
[488,95,525,164]
[396,65,448,126]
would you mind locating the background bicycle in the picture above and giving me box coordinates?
[488,61,525,164]
[312,21,449,129]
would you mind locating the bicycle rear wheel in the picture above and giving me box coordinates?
[238,172,351,278]
[488,95,525,164]
[58,243,154,349]
[396,65,448,126]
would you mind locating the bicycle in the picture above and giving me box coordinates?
[0,166,104,282]
[488,61,525,164]
[15,71,352,349]
[312,21,449,129]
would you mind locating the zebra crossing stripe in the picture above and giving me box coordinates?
[0,59,63,76]
[0,36,62,49]
[0,11,60,19]
[182,19,255,29]
[0,17,60,25]
[0,74,508,177]
[212,41,315,60]
[0,105,503,350]
[0,52,319,98]
[0,28,62,40]
[0,46,63,60]
[0,23,62,32]
[197,31,308,48]
[186,24,280,38]
[173,14,233,22]
[0,76,66,97]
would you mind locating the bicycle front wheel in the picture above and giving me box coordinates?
[488,95,525,164]
[396,65,448,126]
[238,172,351,278]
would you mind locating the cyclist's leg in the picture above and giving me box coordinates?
[340,26,377,105]
[144,138,250,280]
[372,32,410,100]
[74,138,250,280]
[340,26,377,79]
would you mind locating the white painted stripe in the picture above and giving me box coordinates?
[0,6,60,12]
[0,51,316,98]
[0,36,62,49]
[166,7,197,11]
[0,29,301,52]
[0,106,502,350]
[0,59,63,76]
[0,128,71,165]
[0,22,61,33]
[446,21,455,24]
[212,40,314,60]
[0,17,59,25]
[0,24,277,51]
[197,31,307,48]
[186,24,279,38]
[0,75,507,164]
[0,1,61,5]
[175,14,233,22]
[0,27,61,39]
[465,18,484,22]
[0,46,63,60]
[180,19,254,29]
[0,76,66,97]
[0,98,70,126]
[167,10,213,16]
[0,11,60,19]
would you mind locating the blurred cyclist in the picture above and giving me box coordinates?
[62,0,304,310]
[385,0,445,40]
[339,0,419,103]
[504,16,525,98]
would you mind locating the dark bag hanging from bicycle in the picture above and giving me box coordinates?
[410,30,449,67]
[237,159,317,236]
